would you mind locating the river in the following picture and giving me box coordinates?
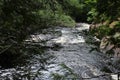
[0,23,118,80]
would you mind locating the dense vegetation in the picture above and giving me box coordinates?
[0,0,120,67]
[90,0,120,57]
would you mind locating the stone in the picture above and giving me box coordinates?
[113,32,120,39]
[100,36,111,49]
[109,21,119,29]
[114,48,120,57]
[106,43,114,51]
[89,23,102,30]
[103,20,110,25]
[117,17,120,21]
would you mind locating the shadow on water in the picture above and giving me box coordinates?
[0,44,62,79]
[0,27,63,80]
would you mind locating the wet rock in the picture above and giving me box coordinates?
[113,32,120,39]
[117,17,120,21]
[114,48,120,57]
[109,21,119,29]
[93,36,100,42]
[76,23,90,31]
[100,36,111,49]
[103,43,115,55]
[30,34,53,42]
[89,23,102,30]
[103,20,110,25]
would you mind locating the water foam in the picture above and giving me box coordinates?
[51,29,85,44]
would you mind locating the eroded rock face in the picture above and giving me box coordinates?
[99,35,120,72]
[100,36,111,50]
[114,48,120,57]
[89,23,102,30]
[89,21,120,73]
[100,35,120,58]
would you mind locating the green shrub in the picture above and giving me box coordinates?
[37,10,76,27]
[54,14,76,27]
[92,25,112,39]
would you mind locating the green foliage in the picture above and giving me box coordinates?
[98,25,111,35]
[91,25,112,39]
[111,22,120,45]
[54,14,76,27]
[85,0,120,22]
[112,22,120,33]
[87,8,98,22]
[62,0,97,22]
[0,0,76,68]
[37,10,75,27]
[57,0,84,22]
[97,0,120,20]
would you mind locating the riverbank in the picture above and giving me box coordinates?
[89,21,120,74]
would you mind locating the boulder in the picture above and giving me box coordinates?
[89,23,102,30]
[113,32,120,39]
[106,43,114,51]
[100,36,111,49]
[114,48,120,57]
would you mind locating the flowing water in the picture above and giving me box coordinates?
[0,23,118,80]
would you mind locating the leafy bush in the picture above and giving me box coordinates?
[54,14,76,27]
[0,0,76,67]
[37,10,75,27]
[97,0,120,20]
[91,25,112,39]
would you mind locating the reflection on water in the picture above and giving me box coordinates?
[0,23,117,80]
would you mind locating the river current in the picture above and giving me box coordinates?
[0,23,118,80]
